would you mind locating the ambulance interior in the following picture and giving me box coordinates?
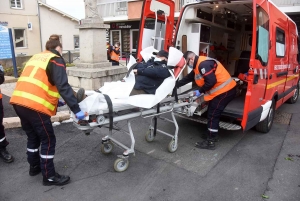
[175,1,253,119]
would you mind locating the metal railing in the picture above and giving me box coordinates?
[61,50,80,64]
[122,52,137,66]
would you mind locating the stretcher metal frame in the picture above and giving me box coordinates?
[73,92,199,172]
[73,90,242,172]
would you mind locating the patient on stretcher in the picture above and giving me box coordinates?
[130,50,171,95]
[75,49,172,102]
[72,47,186,114]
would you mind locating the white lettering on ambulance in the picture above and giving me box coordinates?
[274,64,290,70]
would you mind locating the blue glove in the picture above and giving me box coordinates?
[58,100,65,107]
[194,90,201,97]
[75,111,85,120]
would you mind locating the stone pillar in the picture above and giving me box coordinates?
[67,2,127,90]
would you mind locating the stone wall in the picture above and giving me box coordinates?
[0,56,31,69]
[0,52,81,69]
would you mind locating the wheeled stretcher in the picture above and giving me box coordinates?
[71,47,241,172]
[73,91,203,172]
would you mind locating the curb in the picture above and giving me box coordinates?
[4,76,18,84]
[3,111,71,129]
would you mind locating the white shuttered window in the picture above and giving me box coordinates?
[11,0,23,9]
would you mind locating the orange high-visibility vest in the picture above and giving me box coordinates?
[110,47,120,62]
[10,51,61,116]
[194,56,236,101]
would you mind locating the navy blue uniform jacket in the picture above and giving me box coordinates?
[134,58,171,94]
[46,49,81,114]
[177,56,217,93]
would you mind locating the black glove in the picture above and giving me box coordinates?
[126,63,139,77]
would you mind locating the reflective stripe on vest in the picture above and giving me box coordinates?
[12,90,56,111]
[206,77,233,95]
[17,77,59,98]
[10,51,60,116]
[194,56,236,101]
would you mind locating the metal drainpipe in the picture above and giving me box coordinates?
[37,0,43,51]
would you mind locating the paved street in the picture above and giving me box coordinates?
[0,81,299,201]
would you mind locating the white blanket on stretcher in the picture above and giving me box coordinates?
[77,47,185,116]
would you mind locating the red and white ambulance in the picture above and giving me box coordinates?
[137,0,300,133]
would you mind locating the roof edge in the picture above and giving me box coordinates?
[38,1,80,22]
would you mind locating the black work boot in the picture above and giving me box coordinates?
[201,134,219,142]
[195,139,216,150]
[29,165,41,176]
[76,88,86,103]
[0,148,14,163]
[201,133,208,140]
[43,172,70,186]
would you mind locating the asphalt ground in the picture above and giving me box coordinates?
[2,94,17,118]
[0,100,299,201]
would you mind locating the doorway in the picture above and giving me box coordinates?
[130,29,139,56]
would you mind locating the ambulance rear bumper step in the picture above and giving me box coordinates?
[174,113,241,131]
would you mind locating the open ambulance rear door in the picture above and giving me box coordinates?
[137,0,175,61]
[241,0,270,131]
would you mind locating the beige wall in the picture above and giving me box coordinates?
[0,0,42,56]
[0,0,39,15]
[39,6,79,51]
[128,1,143,20]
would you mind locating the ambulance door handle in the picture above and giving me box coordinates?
[269,74,272,79]
[253,74,259,84]
[276,71,288,77]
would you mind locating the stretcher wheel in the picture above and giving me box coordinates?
[114,158,129,172]
[145,129,155,142]
[168,139,178,153]
[101,142,114,154]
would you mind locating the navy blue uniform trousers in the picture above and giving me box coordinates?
[207,86,236,138]
[13,105,56,178]
[0,98,9,149]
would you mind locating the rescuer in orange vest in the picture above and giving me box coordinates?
[0,63,14,163]
[176,51,236,150]
[106,41,112,61]
[10,35,86,186]
[109,41,120,66]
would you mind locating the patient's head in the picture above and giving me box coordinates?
[153,50,168,62]
[183,51,196,69]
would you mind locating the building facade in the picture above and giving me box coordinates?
[272,0,300,31]
[98,0,300,58]
[0,0,80,58]
[98,0,213,57]
[38,1,80,52]
[0,0,42,56]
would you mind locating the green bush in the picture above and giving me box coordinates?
[66,63,75,67]
[4,66,23,76]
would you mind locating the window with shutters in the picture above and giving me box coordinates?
[14,29,27,48]
[74,36,79,49]
[10,0,23,9]
[117,2,127,11]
